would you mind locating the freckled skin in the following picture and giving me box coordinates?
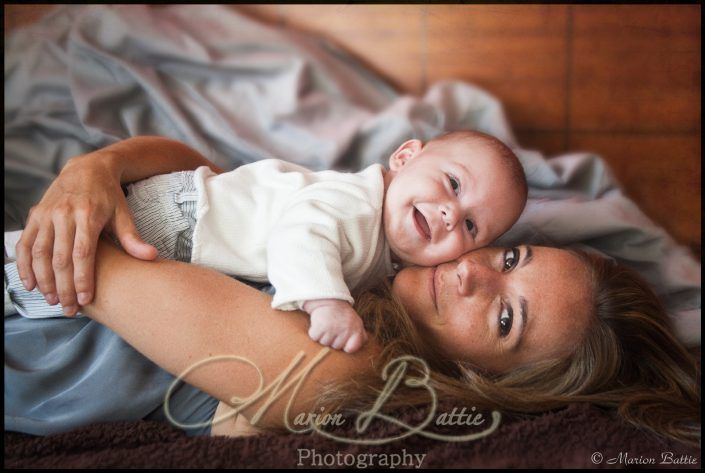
[392,246,594,374]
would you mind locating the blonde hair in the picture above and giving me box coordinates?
[303,248,700,446]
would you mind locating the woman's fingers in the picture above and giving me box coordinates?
[52,215,78,315]
[15,218,40,291]
[73,216,101,307]
[13,152,142,310]
[31,224,57,305]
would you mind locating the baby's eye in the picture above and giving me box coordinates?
[448,175,460,194]
[465,219,474,233]
[502,247,520,271]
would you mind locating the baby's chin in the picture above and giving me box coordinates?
[399,253,453,268]
[395,255,433,269]
[386,232,457,267]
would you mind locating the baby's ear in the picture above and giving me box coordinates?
[388,139,423,171]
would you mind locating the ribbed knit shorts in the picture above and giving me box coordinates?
[5,170,199,319]
[124,170,199,263]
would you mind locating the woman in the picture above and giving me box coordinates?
[6,142,700,445]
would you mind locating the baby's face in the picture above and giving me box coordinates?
[383,138,526,267]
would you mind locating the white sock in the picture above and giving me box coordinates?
[4,230,23,263]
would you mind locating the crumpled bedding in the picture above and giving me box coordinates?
[5,5,699,346]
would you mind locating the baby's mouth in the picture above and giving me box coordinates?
[413,207,431,241]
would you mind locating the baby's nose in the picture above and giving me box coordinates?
[440,204,459,230]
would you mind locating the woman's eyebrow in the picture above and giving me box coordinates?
[511,297,529,352]
[511,245,533,353]
[523,245,534,267]
[512,296,528,354]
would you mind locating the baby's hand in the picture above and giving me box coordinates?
[303,299,368,353]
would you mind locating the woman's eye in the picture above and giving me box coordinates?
[502,247,520,271]
[499,305,513,338]
[448,175,460,194]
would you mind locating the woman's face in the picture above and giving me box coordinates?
[392,245,594,373]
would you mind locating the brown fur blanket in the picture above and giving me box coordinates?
[5,399,700,469]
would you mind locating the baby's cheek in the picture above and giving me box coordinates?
[420,236,475,267]
[440,238,474,263]
[464,240,481,253]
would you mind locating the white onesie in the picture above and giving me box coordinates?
[191,159,395,311]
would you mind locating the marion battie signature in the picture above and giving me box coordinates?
[163,348,501,445]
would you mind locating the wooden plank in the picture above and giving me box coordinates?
[278,5,425,94]
[571,5,701,131]
[4,4,57,34]
[426,5,569,129]
[515,131,568,158]
[231,5,284,27]
[570,132,701,248]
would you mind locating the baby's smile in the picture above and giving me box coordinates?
[413,207,432,242]
[382,133,527,268]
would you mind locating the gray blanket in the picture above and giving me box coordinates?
[4,5,700,346]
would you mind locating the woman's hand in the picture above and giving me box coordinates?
[14,135,222,316]
[15,151,158,316]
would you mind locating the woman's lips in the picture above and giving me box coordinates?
[413,207,431,241]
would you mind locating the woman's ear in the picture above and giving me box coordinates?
[388,139,423,171]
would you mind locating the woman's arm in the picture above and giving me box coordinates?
[98,135,224,183]
[83,239,382,431]
[15,136,223,315]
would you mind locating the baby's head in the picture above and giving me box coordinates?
[382,130,527,267]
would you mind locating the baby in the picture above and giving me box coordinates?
[4,130,527,353]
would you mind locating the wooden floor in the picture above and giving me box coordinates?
[5,5,701,252]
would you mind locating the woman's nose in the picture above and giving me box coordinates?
[456,258,497,296]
